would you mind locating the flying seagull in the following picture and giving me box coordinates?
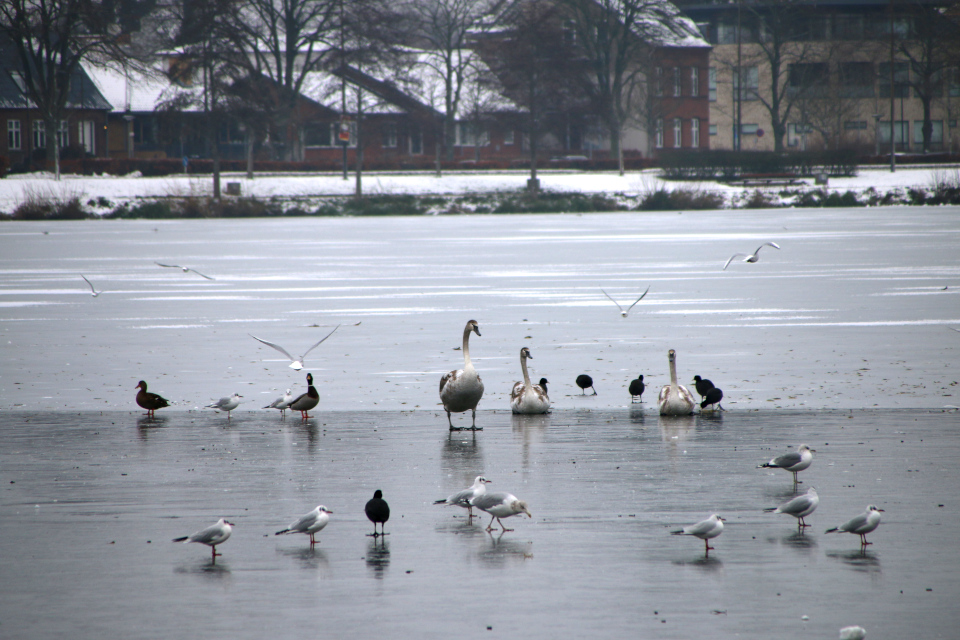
[81,274,102,297]
[155,262,215,280]
[722,242,781,270]
[250,325,340,370]
[601,286,650,317]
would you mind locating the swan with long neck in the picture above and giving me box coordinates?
[658,349,695,415]
[511,347,550,414]
[439,320,484,430]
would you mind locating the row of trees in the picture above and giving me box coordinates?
[2,0,694,188]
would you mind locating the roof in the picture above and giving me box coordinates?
[85,62,204,113]
[0,51,112,111]
[633,0,711,48]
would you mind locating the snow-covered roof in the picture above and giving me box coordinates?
[633,0,711,48]
[84,62,204,113]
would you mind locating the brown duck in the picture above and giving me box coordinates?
[288,372,319,419]
[136,380,170,416]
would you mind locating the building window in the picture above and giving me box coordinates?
[741,123,759,136]
[304,123,333,147]
[78,120,95,154]
[655,67,663,97]
[7,120,21,150]
[382,123,397,148]
[673,118,682,147]
[840,62,874,98]
[674,67,682,97]
[879,121,909,145]
[655,118,663,148]
[734,66,759,101]
[949,67,960,97]
[709,123,718,136]
[708,67,717,101]
[55,120,68,148]
[33,121,45,149]
[691,67,699,97]
[879,62,910,98]
[409,128,422,154]
[788,63,828,97]
[691,118,700,147]
[844,121,868,131]
[504,129,515,145]
[913,120,943,145]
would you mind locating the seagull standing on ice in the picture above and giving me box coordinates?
[172,518,234,562]
[250,325,339,371]
[601,285,650,317]
[764,487,819,527]
[825,505,883,546]
[470,492,532,532]
[155,262,215,280]
[434,475,491,519]
[723,242,780,270]
[205,393,242,418]
[275,505,332,546]
[758,444,815,484]
[671,513,724,555]
[264,389,294,417]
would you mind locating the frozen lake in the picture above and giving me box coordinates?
[1,208,960,638]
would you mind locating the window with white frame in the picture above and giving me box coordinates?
[691,118,700,147]
[733,66,759,101]
[655,67,663,97]
[7,120,21,150]
[381,123,397,148]
[78,120,95,154]
[708,67,717,101]
[504,129,515,145]
[709,123,718,136]
[913,120,943,145]
[673,118,682,147]
[674,67,682,97]
[655,118,663,148]
[691,67,699,97]
[33,121,45,149]
[56,120,68,148]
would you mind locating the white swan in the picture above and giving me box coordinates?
[439,319,484,430]
[658,349,695,415]
[510,347,550,414]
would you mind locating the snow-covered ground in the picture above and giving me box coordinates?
[1,165,957,214]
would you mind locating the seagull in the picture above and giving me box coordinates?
[764,487,819,527]
[155,262,215,280]
[80,274,102,297]
[722,242,780,270]
[629,374,645,403]
[839,625,867,640]
[275,505,332,546]
[250,325,340,371]
[700,387,724,412]
[434,475,491,519]
[576,374,596,395]
[264,389,294,417]
[601,285,650,317]
[172,518,234,562]
[826,505,883,546]
[470,492,532,532]
[365,490,390,537]
[205,393,242,418]
[671,513,724,555]
[758,444,815,484]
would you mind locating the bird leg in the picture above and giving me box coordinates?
[798,517,810,528]
[485,515,497,532]
[498,518,514,532]
[860,535,872,546]
[704,539,714,554]
[309,533,316,546]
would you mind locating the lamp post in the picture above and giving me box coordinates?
[873,113,882,156]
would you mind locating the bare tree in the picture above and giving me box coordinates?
[896,1,960,153]
[407,0,496,161]
[0,0,147,178]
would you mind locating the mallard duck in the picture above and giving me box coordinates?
[511,347,550,414]
[288,373,319,419]
[135,380,169,417]
[439,320,484,430]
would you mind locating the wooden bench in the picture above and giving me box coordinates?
[729,173,804,187]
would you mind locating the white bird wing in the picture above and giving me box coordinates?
[81,274,98,293]
[155,262,182,269]
[757,242,781,253]
[723,254,747,270]
[685,518,717,536]
[186,268,215,280]
[625,286,651,313]
[250,334,296,361]
[289,508,320,532]
[600,288,624,313]
[841,512,870,533]
[300,324,341,359]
